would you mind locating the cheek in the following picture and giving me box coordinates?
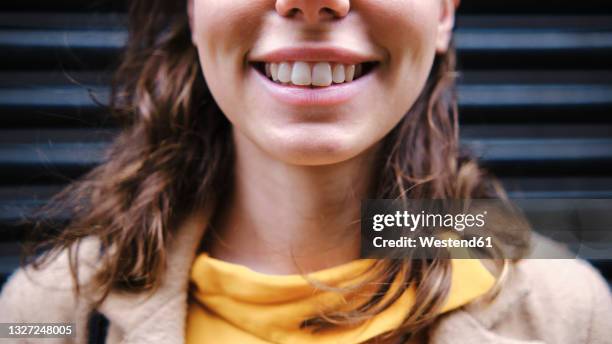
[360,0,440,45]
[193,1,259,69]
[192,1,268,124]
[360,0,440,114]
[193,0,266,44]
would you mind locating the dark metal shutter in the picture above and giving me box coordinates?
[1,1,611,286]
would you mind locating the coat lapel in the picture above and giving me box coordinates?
[97,207,212,344]
[430,309,544,344]
[430,262,540,344]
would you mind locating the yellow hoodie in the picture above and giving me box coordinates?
[186,255,495,344]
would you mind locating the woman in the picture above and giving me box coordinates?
[1,0,610,343]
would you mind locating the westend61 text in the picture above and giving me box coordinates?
[372,236,493,249]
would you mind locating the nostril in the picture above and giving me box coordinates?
[287,8,300,17]
[276,1,349,23]
[321,7,336,18]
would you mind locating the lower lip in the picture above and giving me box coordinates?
[250,65,377,107]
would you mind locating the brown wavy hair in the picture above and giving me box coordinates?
[24,0,529,341]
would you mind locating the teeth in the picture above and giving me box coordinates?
[312,62,332,86]
[355,64,363,79]
[345,64,355,82]
[278,62,292,83]
[332,64,345,83]
[261,61,368,87]
[265,63,271,78]
[271,63,279,81]
[291,61,311,86]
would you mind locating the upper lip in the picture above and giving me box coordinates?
[248,45,382,65]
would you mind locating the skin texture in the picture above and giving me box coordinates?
[188,0,456,274]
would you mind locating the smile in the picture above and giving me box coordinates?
[248,46,382,106]
[251,61,379,87]
[250,61,379,106]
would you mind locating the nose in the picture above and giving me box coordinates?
[275,0,350,24]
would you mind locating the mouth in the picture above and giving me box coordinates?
[249,61,380,88]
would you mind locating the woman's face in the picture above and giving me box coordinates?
[189,0,455,166]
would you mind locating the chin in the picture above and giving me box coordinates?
[264,127,367,166]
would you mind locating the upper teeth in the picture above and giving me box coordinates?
[264,62,363,87]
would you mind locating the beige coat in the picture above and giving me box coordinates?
[1,209,611,344]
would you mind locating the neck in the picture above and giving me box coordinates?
[207,131,379,274]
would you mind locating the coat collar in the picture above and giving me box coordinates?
[92,208,536,344]
[430,259,537,344]
[429,309,543,344]
[97,207,211,344]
